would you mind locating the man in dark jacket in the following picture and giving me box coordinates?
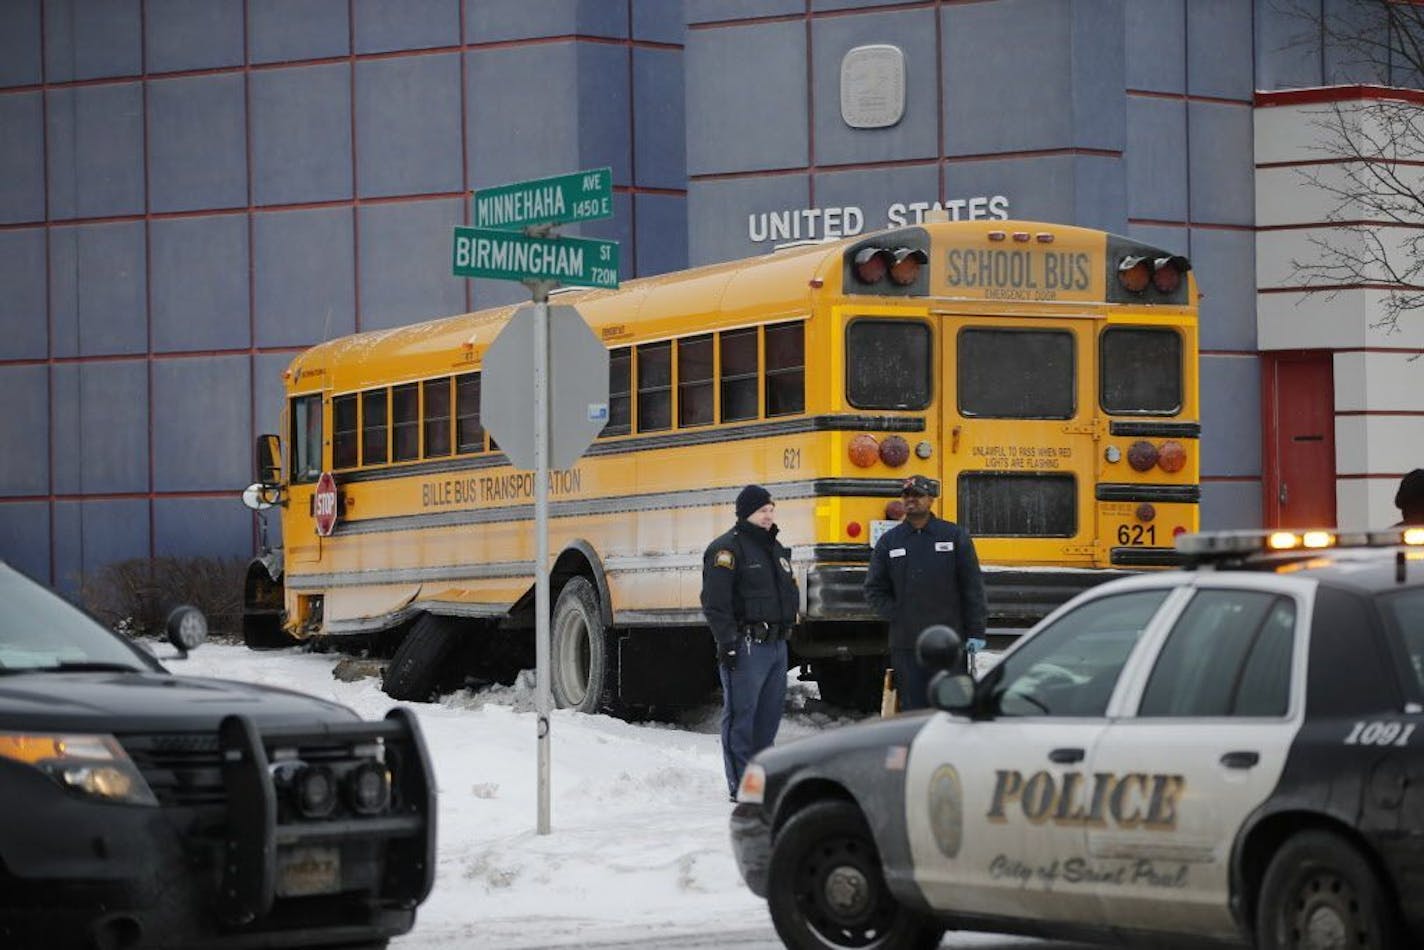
[1396,468,1424,526]
[864,474,987,710]
[701,484,799,800]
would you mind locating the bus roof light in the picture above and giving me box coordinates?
[888,248,927,286]
[1117,256,1151,294]
[1152,256,1190,294]
[853,247,893,285]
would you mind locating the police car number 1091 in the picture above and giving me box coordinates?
[730,528,1424,950]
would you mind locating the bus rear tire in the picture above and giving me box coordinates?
[551,576,612,715]
[383,614,461,702]
[814,656,884,713]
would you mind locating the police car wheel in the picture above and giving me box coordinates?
[1255,830,1400,950]
[767,800,944,950]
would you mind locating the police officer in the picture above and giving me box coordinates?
[1396,468,1424,526]
[701,484,798,801]
[865,474,987,710]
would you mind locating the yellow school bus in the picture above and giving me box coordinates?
[242,219,1199,713]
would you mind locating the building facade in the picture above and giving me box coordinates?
[0,0,1419,594]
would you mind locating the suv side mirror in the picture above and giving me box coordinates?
[928,669,976,713]
[256,433,282,486]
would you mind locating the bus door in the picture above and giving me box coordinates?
[939,315,1102,569]
[286,391,326,564]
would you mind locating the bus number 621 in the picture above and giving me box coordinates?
[1116,523,1156,545]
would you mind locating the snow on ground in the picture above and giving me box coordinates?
[174,643,863,949]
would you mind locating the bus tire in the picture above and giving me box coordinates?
[814,656,884,713]
[550,576,611,714]
[383,614,461,703]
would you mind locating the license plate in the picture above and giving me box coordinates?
[276,845,341,897]
[869,519,899,546]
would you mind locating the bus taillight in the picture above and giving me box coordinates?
[1157,440,1187,473]
[878,435,909,467]
[1127,440,1159,472]
[848,433,879,467]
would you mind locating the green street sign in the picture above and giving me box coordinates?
[452,226,620,289]
[472,167,614,230]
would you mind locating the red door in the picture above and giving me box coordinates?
[1263,352,1336,528]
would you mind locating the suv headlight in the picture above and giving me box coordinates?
[0,732,158,806]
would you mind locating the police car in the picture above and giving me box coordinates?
[731,527,1424,950]
[0,562,436,949]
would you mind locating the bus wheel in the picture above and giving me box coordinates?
[550,577,610,714]
[383,614,461,702]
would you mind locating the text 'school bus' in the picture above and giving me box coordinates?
[241,220,1199,714]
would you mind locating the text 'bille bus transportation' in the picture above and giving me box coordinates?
[241,219,1200,714]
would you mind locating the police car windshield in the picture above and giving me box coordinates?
[0,565,151,674]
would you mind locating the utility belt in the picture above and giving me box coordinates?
[739,621,791,643]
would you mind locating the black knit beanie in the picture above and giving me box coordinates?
[1397,469,1424,511]
[736,484,773,521]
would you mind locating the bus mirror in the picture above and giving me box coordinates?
[242,483,277,511]
[256,433,282,486]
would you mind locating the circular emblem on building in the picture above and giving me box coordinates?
[928,764,964,858]
[314,471,339,537]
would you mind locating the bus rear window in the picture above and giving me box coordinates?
[958,473,1076,537]
[846,319,930,409]
[959,328,1073,419]
[1102,327,1182,414]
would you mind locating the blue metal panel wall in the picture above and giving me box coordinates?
[0,2,686,588]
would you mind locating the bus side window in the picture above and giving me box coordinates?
[637,341,672,432]
[678,335,713,427]
[721,327,758,422]
[333,394,358,470]
[362,388,389,466]
[393,383,419,462]
[423,377,452,457]
[603,348,631,437]
[765,321,804,417]
[455,372,485,453]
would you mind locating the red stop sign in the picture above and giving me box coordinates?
[314,471,339,537]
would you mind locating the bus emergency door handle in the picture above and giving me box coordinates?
[1221,751,1260,769]
[1048,747,1084,764]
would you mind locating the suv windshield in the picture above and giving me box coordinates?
[0,565,155,673]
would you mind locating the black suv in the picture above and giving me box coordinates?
[732,527,1424,950]
[0,562,436,949]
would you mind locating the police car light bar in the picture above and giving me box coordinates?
[1176,527,1424,559]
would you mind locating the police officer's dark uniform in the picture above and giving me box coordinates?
[864,474,987,710]
[701,484,798,800]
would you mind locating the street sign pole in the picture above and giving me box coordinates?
[530,279,553,837]
[454,168,617,838]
